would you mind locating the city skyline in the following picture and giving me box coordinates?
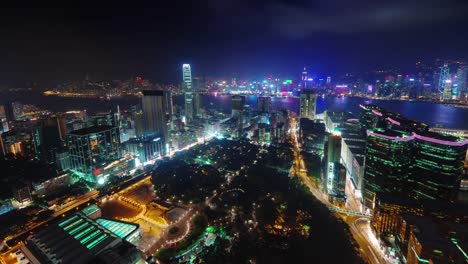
[1,3,468,264]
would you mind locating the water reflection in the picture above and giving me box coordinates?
[2,91,468,129]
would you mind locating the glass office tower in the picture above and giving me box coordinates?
[363,129,413,211]
[413,132,468,201]
[67,126,120,176]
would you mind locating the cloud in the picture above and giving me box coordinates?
[269,0,468,38]
[208,0,468,38]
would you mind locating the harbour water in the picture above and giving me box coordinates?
[2,91,468,130]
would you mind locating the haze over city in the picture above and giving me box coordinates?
[1,4,468,82]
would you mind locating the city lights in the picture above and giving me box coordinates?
[1,6,467,263]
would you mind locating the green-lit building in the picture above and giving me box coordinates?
[363,129,468,211]
[20,212,142,264]
[412,132,468,202]
[359,104,427,133]
[363,129,414,211]
[359,104,384,130]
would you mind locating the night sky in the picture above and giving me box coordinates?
[1,2,468,83]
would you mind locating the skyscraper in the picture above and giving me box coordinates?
[0,105,6,120]
[66,126,120,177]
[131,104,144,138]
[0,106,7,140]
[231,95,246,137]
[231,95,245,113]
[412,132,468,202]
[163,91,173,129]
[185,92,194,121]
[455,66,467,98]
[182,64,192,90]
[299,90,317,120]
[33,115,68,162]
[363,129,414,211]
[193,92,203,117]
[326,134,342,165]
[363,128,468,210]
[141,90,168,143]
[443,80,453,101]
[257,96,272,113]
[301,67,308,89]
[182,64,193,121]
[438,63,450,98]
[326,133,343,195]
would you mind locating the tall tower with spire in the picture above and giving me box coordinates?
[183,64,194,122]
[301,67,308,89]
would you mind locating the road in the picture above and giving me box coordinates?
[2,189,100,248]
[53,190,99,217]
[1,137,215,262]
[289,117,386,264]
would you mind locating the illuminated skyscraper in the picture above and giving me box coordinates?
[185,92,194,121]
[182,64,192,90]
[131,104,144,137]
[301,67,308,88]
[257,96,272,113]
[442,80,452,101]
[141,90,168,143]
[455,66,467,98]
[231,95,245,137]
[363,129,414,211]
[299,90,317,120]
[182,64,194,121]
[66,126,120,177]
[363,128,468,210]
[438,63,450,97]
[412,132,468,202]
[193,92,203,117]
[231,95,245,113]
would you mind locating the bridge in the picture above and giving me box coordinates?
[327,206,372,218]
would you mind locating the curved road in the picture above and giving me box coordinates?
[289,117,386,264]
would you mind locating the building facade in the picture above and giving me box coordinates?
[183,64,193,122]
[125,136,165,163]
[299,90,317,120]
[141,90,169,143]
[257,96,272,113]
[193,92,203,117]
[182,64,192,90]
[66,126,120,177]
[363,129,414,211]
[412,132,468,202]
